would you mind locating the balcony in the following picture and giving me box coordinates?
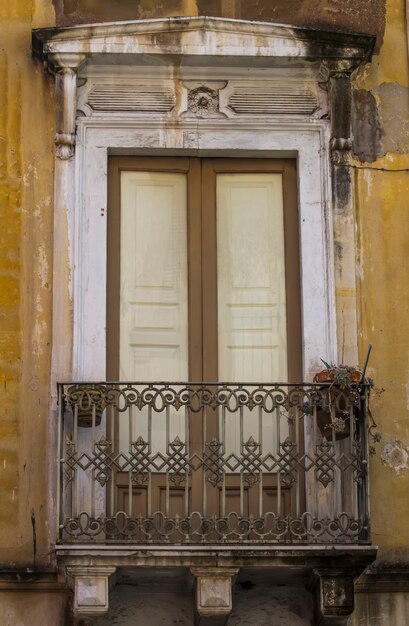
[56,381,377,621]
[57,380,372,546]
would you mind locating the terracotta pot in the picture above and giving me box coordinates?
[313,369,361,385]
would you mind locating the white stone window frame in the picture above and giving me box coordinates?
[74,113,332,381]
[32,16,375,386]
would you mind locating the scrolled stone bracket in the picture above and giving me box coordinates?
[49,53,86,160]
[320,58,360,81]
[190,567,239,625]
[66,565,116,620]
[54,131,76,160]
[330,137,353,166]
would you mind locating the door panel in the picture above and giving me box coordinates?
[120,171,188,381]
[216,172,288,453]
[119,171,189,452]
[201,159,301,384]
[216,173,287,383]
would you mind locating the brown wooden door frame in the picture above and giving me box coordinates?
[107,156,303,520]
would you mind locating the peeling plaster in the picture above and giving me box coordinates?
[375,82,409,155]
[352,82,409,162]
[37,243,49,289]
[31,318,48,358]
[381,441,409,475]
[352,89,382,162]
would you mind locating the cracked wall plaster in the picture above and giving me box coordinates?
[381,440,409,475]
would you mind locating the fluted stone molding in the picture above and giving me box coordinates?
[322,59,357,178]
[50,53,86,159]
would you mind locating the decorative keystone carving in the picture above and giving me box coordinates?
[190,567,238,625]
[312,570,354,625]
[66,566,116,619]
[188,86,219,117]
[181,80,227,119]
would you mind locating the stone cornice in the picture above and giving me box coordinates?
[32,16,375,69]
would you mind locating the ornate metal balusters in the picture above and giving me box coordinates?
[221,403,226,519]
[72,394,79,522]
[258,403,263,518]
[127,402,133,520]
[239,404,244,519]
[276,404,282,519]
[295,404,301,520]
[58,382,370,544]
[147,399,152,520]
[184,403,190,522]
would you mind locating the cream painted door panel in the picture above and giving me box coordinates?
[217,173,287,381]
[120,171,188,451]
[216,173,288,452]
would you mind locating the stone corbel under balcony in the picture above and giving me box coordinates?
[66,565,116,620]
[190,567,239,626]
[311,568,358,626]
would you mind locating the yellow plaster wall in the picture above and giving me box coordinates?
[354,0,409,556]
[0,0,408,573]
[1,590,67,625]
[0,2,55,567]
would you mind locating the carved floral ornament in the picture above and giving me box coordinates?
[330,138,353,166]
[187,86,219,117]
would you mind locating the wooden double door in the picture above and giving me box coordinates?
[107,156,301,521]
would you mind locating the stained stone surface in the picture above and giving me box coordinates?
[55,0,386,52]
[94,570,313,626]
[229,583,313,626]
[94,589,193,625]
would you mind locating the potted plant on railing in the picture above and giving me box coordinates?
[312,361,363,439]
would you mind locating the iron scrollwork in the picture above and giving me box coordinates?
[58,381,371,545]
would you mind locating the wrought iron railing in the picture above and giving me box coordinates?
[57,381,371,545]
